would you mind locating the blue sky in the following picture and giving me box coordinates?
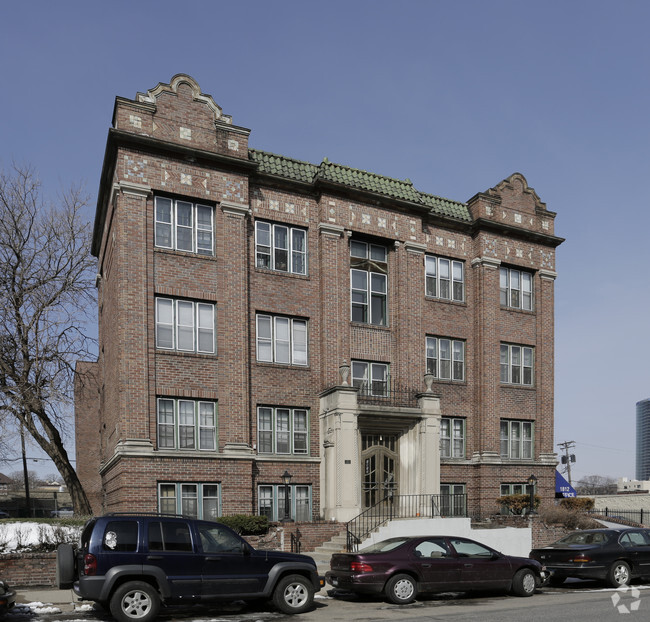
[1,0,648,483]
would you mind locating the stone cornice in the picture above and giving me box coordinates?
[114,181,152,198]
[318,223,345,237]
[404,241,427,254]
[471,256,501,269]
[220,201,250,217]
[539,269,558,281]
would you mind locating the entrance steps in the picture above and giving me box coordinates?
[310,530,348,560]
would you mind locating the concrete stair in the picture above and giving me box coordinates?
[311,530,348,559]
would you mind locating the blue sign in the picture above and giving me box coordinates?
[555,470,576,498]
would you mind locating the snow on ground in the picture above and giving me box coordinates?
[0,521,80,553]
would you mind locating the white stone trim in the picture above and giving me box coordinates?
[404,241,427,254]
[318,222,345,237]
[114,181,152,199]
[220,201,250,217]
[471,256,501,269]
[539,269,558,281]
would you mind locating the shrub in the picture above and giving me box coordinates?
[217,514,269,535]
[538,505,601,530]
[559,497,594,511]
[497,494,541,515]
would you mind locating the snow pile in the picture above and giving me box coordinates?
[0,522,80,553]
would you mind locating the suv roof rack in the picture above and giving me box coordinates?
[103,512,195,519]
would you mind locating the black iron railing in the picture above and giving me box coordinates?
[356,386,419,408]
[346,493,468,551]
[290,528,302,552]
[587,508,647,526]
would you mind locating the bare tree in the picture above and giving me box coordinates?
[575,475,617,495]
[0,164,96,514]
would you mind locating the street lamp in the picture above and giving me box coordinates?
[527,474,538,515]
[281,470,293,522]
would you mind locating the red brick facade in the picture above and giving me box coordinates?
[75,75,563,521]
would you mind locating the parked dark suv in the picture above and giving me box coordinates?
[56,514,322,621]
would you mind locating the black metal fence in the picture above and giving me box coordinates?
[587,508,648,525]
[346,493,467,552]
[356,386,419,408]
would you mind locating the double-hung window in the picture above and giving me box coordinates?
[500,343,533,385]
[257,407,308,455]
[258,484,312,522]
[500,267,533,310]
[158,483,221,520]
[157,398,217,451]
[500,483,527,495]
[351,360,389,397]
[256,314,308,365]
[500,420,534,459]
[425,256,464,302]
[155,298,215,354]
[155,197,213,255]
[440,418,465,458]
[426,337,465,381]
[255,221,307,275]
[350,241,387,325]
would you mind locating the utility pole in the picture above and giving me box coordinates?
[557,441,576,486]
[20,423,32,517]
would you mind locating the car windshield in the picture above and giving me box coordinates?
[359,538,409,553]
[556,531,611,545]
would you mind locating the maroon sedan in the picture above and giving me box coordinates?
[326,535,546,604]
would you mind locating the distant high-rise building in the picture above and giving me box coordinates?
[636,398,650,479]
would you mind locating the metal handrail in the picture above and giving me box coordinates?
[345,493,468,551]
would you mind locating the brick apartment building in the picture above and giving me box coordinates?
[75,74,563,522]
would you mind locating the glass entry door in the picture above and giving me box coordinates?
[361,434,398,508]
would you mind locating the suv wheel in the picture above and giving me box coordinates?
[272,574,314,614]
[110,581,160,622]
[56,544,75,589]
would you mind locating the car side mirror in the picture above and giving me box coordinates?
[491,551,501,560]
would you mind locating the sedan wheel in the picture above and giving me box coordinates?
[607,561,631,588]
[511,568,537,596]
[385,574,417,604]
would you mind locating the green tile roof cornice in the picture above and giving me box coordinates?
[249,149,470,222]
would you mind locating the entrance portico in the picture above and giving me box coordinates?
[319,370,442,522]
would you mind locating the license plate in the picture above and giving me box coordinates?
[331,577,339,586]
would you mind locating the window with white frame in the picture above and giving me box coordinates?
[158,483,221,520]
[155,298,216,354]
[258,484,312,522]
[157,398,217,451]
[256,314,308,365]
[500,343,533,385]
[500,267,533,310]
[155,197,214,255]
[257,407,308,455]
[425,256,464,302]
[426,337,465,381]
[440,418,465,458]
[255,221,307,275]
[500,420,534,460]
[350,240,388,326]
[351,360,389,397]
[440,484,466,516]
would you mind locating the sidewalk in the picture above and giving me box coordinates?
[13,588,79,614]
